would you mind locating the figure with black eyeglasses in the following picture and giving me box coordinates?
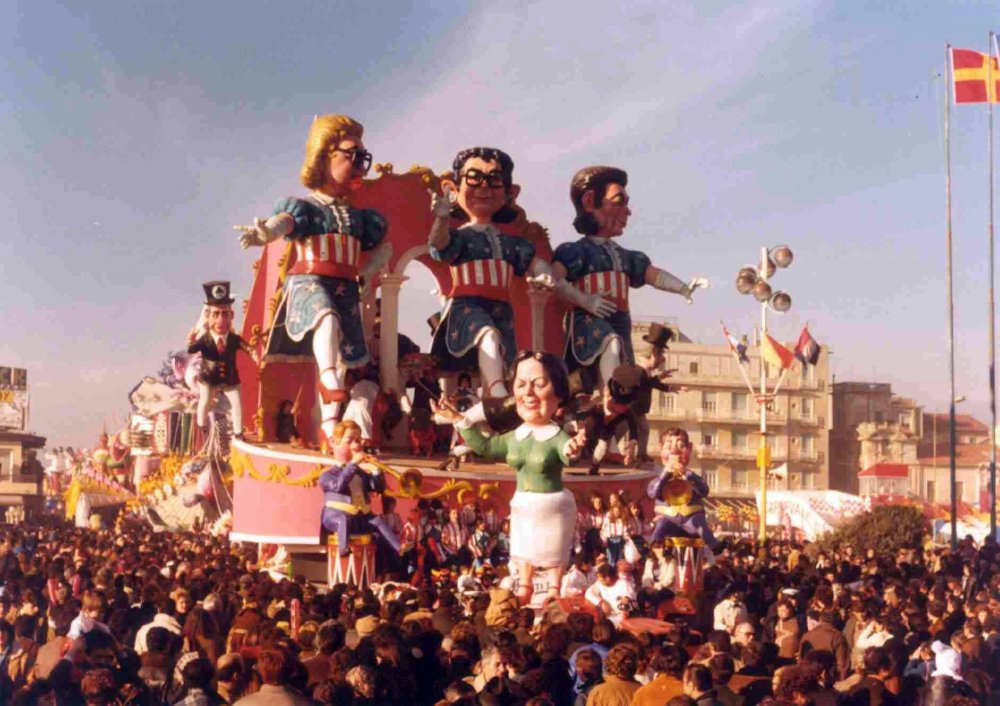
[235,115,392,449]
[426,147,556,399]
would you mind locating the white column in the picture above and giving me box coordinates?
[378,274,408,394]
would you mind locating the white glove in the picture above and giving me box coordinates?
[430,187,455,219]
[584,292,617,318]
[234,217,276,249]
[682,276,709,303]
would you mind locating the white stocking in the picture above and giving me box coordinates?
[478,329,508,397]
[313,314,343,437]
[598,336,624,389]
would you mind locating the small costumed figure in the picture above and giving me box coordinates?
[236,115,391,446]
[318,421,400,556]
[647,427,718,553]
[427,148,555,398]
[551,166,708,387]
[633,323,676,464]
[186,281,258,437]
[451,351,585,604]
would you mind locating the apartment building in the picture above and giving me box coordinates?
[829,382,922,494]
[630,320,830,498]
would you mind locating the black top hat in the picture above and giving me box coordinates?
[202,281,235,306]
[642,322,674,349]
[427,312,442,334]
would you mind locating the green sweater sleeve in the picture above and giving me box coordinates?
[459,426,510,461]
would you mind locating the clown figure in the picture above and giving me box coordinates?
[647,427,718,554]
[186,281,259,437]
[236,115,392,446]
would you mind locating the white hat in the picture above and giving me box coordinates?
[931,640,962,680]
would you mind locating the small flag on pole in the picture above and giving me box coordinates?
[794,326,821,366]
[722,323,749,363]
[761,333,795,370]
[951,47,1000,104]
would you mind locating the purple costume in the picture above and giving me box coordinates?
[319,463,400,555]
[647,469,718,551]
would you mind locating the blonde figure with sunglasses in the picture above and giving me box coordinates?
[236,115,392,446]
[427,147,555,398]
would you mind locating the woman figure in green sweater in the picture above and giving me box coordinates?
[456,350,585,604]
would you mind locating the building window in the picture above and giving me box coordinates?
[659,392,675,412]
[732,392,748,416]
[955,481,964,503]
[801,435,815,456]
[874,411,884,423]
[732,431,748,452]
[689,361,699,374]
[898,412,911,431]
[732,470,748,491]
[801,397,813,418]
[703,433,715,447]
[702,391,717,413]
[803,471,815,489]
[926,480,936,502]
[703,469,718,489]
[0,450,11,481]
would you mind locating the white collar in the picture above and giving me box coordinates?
[513,423,560,441]
[310,190,348,207]
[586,235,610,245]
[460,222,499,235]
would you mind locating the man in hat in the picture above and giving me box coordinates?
[187,281,258,437]
[648,428,719,552]
[551,166,708,390]
[634,323,677,464]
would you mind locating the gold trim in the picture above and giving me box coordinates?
[230,449,325,487]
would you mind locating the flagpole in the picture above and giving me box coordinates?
[758,245,769,546]
[770,366,792,399]
[946,44,959,549]
[989,31,998,539]
[721,321,758,395]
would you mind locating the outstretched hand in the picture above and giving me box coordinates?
[234,217,275,249]
[429,186,455,219]
[683,277,709,303]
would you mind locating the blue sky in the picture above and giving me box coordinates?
[2,0,1000,447]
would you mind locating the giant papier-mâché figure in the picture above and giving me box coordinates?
[454,351,584,604]
[551,166,708,388]
[427,148,555,398]
[186,281,259,437]
[236,115,392,446]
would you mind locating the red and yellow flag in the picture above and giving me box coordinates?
[952,48,1000,104]
[761,333,795,370]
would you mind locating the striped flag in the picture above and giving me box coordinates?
[721,323,749,363]
[952,47,1000,104]
[794,326,821,366]
[761,333,795,370]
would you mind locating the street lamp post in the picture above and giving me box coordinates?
[735,245,794,545]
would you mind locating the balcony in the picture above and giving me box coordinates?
[652,407,786,425]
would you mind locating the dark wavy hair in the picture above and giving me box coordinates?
[511,350,571,404]
[451,146,519,224]
[570,165,628,235]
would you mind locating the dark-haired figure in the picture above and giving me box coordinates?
[454,351,585,604]
[427,147,555,398]
[552,166,708,389]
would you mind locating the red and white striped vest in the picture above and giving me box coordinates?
[575,270,630,311]
[450,258,512,301]
[288,232,361,279]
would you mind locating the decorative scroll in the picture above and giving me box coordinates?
[229,450,325,487]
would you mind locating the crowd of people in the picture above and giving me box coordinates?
[0,509,995,706]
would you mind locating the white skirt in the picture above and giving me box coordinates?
[510,489,577,568]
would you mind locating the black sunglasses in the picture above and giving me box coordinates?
[461,168,505,188]
[334,147,373,174]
